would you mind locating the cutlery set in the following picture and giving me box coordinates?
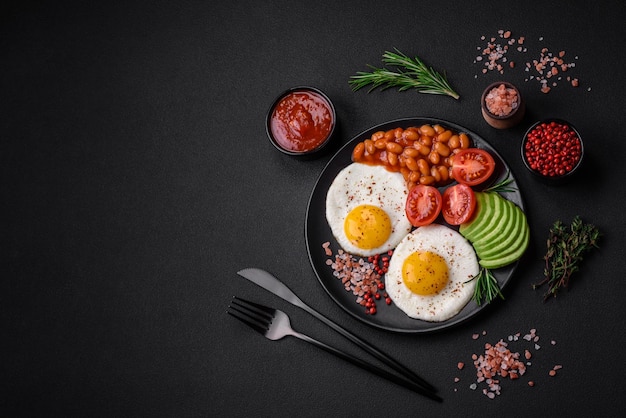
[228,267,442,402]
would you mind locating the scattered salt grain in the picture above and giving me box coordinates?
[456,328,561,399]
[473,30,587,93]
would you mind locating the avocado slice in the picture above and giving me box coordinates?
[479,213,529,269]
[477,203,523,259]
[468,193,506,243]
[460,192,495,241]
[474,198,515,253]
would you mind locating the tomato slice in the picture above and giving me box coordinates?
[405,184,442,227]
[442,184,476,225]
[451,148,495,186]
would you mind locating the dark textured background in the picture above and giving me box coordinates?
[3,1,625,416]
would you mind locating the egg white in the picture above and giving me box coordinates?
[386,224,479,322]
[325,163,412,257]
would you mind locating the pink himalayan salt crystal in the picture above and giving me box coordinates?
[485,84,519,116]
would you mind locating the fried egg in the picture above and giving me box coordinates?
[386,224,479,322]
[325,163,412,257]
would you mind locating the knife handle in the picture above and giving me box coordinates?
[295,331,442,402]
[302,305,437,393]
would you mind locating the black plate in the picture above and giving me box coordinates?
[305,117,525,333]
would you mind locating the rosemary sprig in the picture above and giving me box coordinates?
[483,170,518,194]
[467,267,504,306]
[533,216,601,301]
[349,49,460,99]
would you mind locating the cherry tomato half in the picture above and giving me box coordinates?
[442,184,476,225]
[405,184,442,227]
[451,148,495,186]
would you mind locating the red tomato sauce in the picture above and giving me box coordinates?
[270,90,334,152]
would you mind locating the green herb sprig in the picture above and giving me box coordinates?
[533,216,601,301]
[483,170,518,194]
[349,49,460,99]
[467,267,504,306]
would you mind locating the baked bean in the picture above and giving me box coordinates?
[371,131,385,142]
[434,142,451,157]
[417,158,430,175]
[403,147,419,158]
[353,142,365,160]
[419,135,432,147]
[407,181,417,191]
[437,165,449,182]
[419,124,435,136]
[393,127,404,139]
[409,170,420,183]
[437,130,452,143]
[384,130,395,141]
[420,175,436,185]
[404,129,419,141]
[386,142,403,154]
[405,156,419,172]
[374,138,386,149]
[428,151,440,165]
[364,139,376,154]
[417,143,431,156]
[387,151,398,166]
[433,124,445,134]
[400,167,410,181]
[431,166,442,182]
[459,133,471,148]
[448,134,460,149]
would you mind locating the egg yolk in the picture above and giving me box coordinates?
[402,251,450,295]
[344,204,392,250]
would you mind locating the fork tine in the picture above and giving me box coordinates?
[227,304,269,335]
[231,296,275,320]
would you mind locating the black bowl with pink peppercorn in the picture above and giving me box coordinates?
[521,119,584,184]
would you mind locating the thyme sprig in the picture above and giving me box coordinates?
[467,267,504,306]
[349,49,460,99]
[533,216,601,301]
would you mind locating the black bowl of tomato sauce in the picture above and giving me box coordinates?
[266,86,336,158]
[521,119,584,184]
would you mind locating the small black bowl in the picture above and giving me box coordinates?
[521,119,584,184]
[266,86,336,158]
[481,81,525,129]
